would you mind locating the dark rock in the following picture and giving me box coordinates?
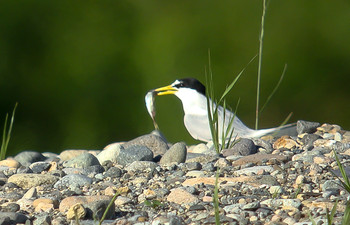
[0,212,28,224]
[188,204,206,211]
[29,162,51,173]
[105,167,123,178]
[184,162,202,171]
[0,217,10,225]
[253,139,274,153]
[16,166,33,174]
[1,203,20,212]
[202,163,216,172]
[14,151,46,167]
[297,120,320,134]
[86,200,115,220]
[301,134,321,150]
[117,145,153,166]
[222,138,257,157]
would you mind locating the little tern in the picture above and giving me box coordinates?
[151,78,296,143]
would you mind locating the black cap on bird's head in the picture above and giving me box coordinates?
[174,78,206,96]
[155,77,206,96]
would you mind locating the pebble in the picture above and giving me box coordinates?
[8,173,58,189]
[0,212,28,224]
[0,120,349,224]
[54,174,92,189]
[117,145,153,166]
[14,151,46,167]
[167,188,199,206]
[297,120,320,134]
[96,143,123,164]
[63,152,101,168]
[59,150,88,161]
[222,138,257,156]
[159,142,187,165]
[0,158,21,168]
[29,161,51,173]
[122,133,168,157]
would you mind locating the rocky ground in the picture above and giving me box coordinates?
[0,120,350,225]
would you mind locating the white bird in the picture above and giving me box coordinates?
[152,78,296,143]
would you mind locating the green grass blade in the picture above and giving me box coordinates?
[219,55,257,104]
[0,114,9,160]
[342,201,350,225]
[308,211,317,225]
[255,0,267,130]
[332,149,350,193]
[260,64,287,113]
[99,191,120,225]
[0,103,18,160]
[213,167,220,225]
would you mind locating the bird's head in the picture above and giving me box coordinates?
[155,78,206,97]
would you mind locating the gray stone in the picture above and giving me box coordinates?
[54,174,92,189]
[1,203,20,212]
[29,162,51,173]
[33,214,51,225]
[0,216,10,225]
[123,133,168,157]
[85,200,115,220]
[14,151,46,167]
[234,166,274,176]
[301,134,321,150]
[253,139,274,153]
[0,212,28,224]
[202,163,216,172]
[96,144,123,164]
[222,138,257,157]
[184,162,202,171]
[322,180,342,192]
[125,161,158,173]
[261,199,301,209]
[104,167,123,178]
[242,202,260,210]
[117,145,153,166]
[63,153,101,168]
[297,120,320,134]
[160,142,187,165]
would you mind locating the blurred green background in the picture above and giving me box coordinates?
[0,1,349,156]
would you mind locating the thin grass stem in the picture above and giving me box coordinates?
[260,64,287,113]
[255,0,267,130]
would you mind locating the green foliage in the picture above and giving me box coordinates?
[98,191,120,225]
[206,54,256,153]
[342,201,350,225]
[0,103,17,160]
[213,167,220,225]
[326,199,338,225]
[144,200,163,209]
[328,150,350,225]
[332,149,350,193]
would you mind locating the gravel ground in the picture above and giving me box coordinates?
[0,120,350,225]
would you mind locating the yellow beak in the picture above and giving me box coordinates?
[155,85,178,96]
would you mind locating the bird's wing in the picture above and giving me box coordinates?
[216,105,254,138]
[183,114,213,142]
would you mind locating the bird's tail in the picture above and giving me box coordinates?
[244,123,297,138]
